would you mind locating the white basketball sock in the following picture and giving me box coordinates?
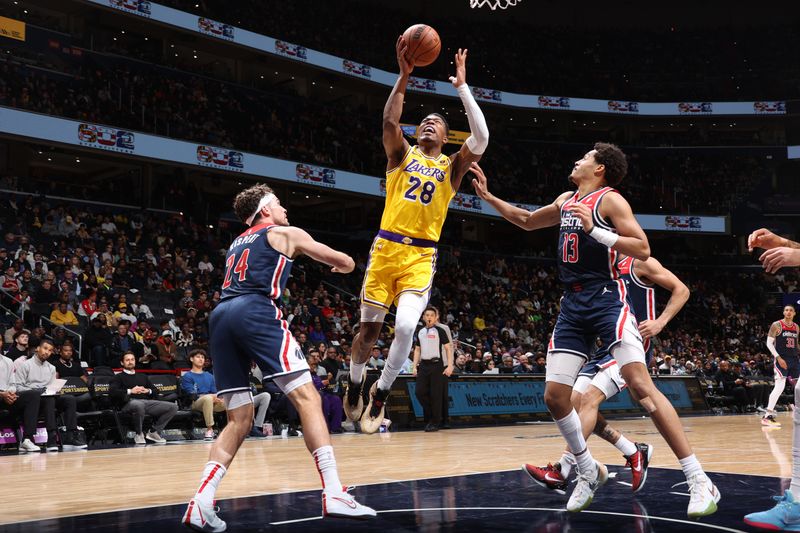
[349,361,366,385]
[679,454,704,480]
[555,410,596,475]
[313,445,343,493]
[614,435,638,457]
[194,461,227,506]
[558,451,575,478]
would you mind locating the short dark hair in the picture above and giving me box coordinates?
[592,142,628,187]
[38,339,55,349]
[424,305,439,316]
[426,113,449,136]
[233,183,276,225]
[188,348,207,360]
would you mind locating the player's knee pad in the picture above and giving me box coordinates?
[222,391,253,411]
[273,370,312,395]
[590,364,625,401]
[572,375,592,395]
[610,333,646,368]
[545,351,585,387]
[360,304,387,323]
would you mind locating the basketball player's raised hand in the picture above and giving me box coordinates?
[396,35,414,76]
[748,228,784,251]
[759,247,800,274]
[470,162,492,200]
[566,203,593,233]
[449,48,468,88]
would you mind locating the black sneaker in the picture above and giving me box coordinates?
[424,423,439,432]
[71,430,88,449]
[343,375,365,421]
[45,433,59,452]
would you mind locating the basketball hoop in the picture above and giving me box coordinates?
[469,0,521,10]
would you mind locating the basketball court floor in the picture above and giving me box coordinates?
[1,414,789,532]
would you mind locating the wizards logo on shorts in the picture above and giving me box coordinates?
[78,124,135,153]
[197,146,244,171]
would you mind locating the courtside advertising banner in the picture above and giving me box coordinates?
[0,106,727,233]
[87,0,784,117]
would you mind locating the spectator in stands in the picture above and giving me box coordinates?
[453,354,467,374]
[499,355,515,374]
[155,330,177,369]
[14,339,86,451]
[513,353,534,374]
[130,294,154,320]
[33,279,58,308]
[319,346,341,381]
[77,289,97,319]
[531,354,547,374]
[483,359,498,374]
[3,319,24,345]
[109,351,176,445]
[6,330,29,361]
[368,346,385,369]
[180,349,225,440]
[714,359,750,413]
[308,353,343,433]
[50,302,79,327]
[110,322,143,366]
[84,312,113,367]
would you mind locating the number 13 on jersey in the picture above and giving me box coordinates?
[562,233,579,263]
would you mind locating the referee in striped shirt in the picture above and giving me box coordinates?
[412,306,453,432]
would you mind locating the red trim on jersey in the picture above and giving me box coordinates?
[275,306,292,372]
[237,222,277,239]
[647,287,656,321]
[617,256,634,276]
[271,255,287,299]
[616,278,631,340]
[781,320,798,332]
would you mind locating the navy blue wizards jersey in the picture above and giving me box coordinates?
[558,187,620,285]
[220,223,293,302]
[775,320,799,359]
[618,256,656,353]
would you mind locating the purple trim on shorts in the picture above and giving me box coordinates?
[377,229,437,248]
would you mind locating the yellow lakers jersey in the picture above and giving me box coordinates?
[380,145,454,242]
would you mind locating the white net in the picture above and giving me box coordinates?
[469,0,522,10]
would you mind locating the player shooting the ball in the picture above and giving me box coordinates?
[345,32,489,433]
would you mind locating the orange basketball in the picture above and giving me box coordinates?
[402,24,441,67]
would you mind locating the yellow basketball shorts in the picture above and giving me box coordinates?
[360,236,438,310]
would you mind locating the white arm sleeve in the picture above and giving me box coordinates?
[456,84,489,155]
[767,336,780,359]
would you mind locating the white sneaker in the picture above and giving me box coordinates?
[566,461,608,512]
[19,438,40,453]
[204,429,215,440]
[133,433,146,445]
[182,499,226,532]
[146,430,167,444]
[687,473,720,518]
[322,490,377,520]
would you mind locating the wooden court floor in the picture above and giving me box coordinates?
[0,413,791,525]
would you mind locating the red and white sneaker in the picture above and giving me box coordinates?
[182,499,226,532]
[322,490,377,520]
[625,442,653,493]
[522,463,568,495]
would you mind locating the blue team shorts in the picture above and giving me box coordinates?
[209,293,309,396]
[548,279,642,362]
[775,357,800,380]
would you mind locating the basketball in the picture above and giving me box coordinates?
[402,24,441,67]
